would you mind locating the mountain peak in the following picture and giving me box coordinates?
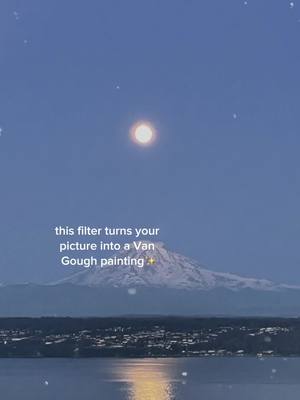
[52,242,296,292]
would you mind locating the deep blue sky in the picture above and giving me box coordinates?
[0,0,300,284]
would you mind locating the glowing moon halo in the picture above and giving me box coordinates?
[130,122,156,146]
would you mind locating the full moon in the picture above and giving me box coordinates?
[130,122,156,146]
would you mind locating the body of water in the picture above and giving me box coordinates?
[1,357,300,399]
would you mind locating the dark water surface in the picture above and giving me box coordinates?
[1,358,300,399]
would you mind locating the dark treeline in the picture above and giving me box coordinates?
[0,316,299,332]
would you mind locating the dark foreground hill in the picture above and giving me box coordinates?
[1,284,300,317]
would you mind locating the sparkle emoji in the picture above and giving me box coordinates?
[146,257,156,266]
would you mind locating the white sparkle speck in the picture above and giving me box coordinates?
[128,288,137,295]
[290,2,295,8]
[44,381,49,386]
[233,113,238,119]
[181,371,188,377]
[13,11,20,20]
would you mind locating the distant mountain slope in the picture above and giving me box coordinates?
[53,242,298,292]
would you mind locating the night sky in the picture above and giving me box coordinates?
[0,0,300,284]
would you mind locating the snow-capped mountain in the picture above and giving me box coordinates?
[1,243,300,317]
[53,242,296,292]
